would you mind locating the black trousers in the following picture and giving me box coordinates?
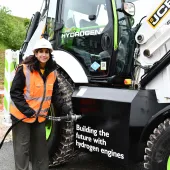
[12,119,49,170]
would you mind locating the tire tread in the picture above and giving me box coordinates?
[49,69,77,168]
[144,118,170,169]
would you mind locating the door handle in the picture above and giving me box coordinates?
[101,33,111,50]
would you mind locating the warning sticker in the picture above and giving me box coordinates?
[91,62,100,71]
[101,62,106,70]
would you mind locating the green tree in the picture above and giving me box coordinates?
[0,6,30,50]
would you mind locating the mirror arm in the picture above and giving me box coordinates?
[55,22,64,31]
[117,8,123,12]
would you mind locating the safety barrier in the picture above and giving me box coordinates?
[3,50,19,126]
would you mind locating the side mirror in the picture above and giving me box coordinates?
[123,2,135,16]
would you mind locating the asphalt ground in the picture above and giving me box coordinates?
[0,109,144,170]
[0,141,144,170]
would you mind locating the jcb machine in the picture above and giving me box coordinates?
[13,0,170,169]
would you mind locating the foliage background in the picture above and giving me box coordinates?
[0,6,30,89]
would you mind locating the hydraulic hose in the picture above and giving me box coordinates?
[140,50,170,88]
[0,113,82,149]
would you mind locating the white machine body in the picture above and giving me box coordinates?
[134,0,170,103]
[21,0,170,102]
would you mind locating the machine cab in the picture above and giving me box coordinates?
[46,0,135,81]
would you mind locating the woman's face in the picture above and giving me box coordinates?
[35,48,50,64]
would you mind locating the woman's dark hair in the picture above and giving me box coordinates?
[22,50,57,72]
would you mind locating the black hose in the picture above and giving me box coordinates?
[140,50,170,88]
[0,118,25,149]
[0,113,82,149]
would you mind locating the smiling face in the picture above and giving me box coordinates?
[34,48,50,68]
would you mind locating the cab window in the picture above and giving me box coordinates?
[59,0,112,77]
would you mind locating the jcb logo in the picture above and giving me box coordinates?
[148,0,170,28]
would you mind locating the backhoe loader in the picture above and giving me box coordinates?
[5,0,170,169]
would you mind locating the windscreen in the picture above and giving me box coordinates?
[58,0,113,77]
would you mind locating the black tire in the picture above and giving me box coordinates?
[45,69,77,168]
[144,118,170,170]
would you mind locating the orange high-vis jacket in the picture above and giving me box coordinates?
[10,64,57,123]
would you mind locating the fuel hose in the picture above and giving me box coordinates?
[0,113,82,149]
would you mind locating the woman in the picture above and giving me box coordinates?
[10,38,70,170]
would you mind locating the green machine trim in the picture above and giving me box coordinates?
[111,0,118,50]
[167,157,170,170]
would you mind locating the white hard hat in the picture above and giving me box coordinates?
[32,38,53,53]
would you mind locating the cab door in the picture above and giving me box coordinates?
[56,0,117,78]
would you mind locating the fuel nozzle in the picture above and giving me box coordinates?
[46,113,83,122]
[70,114,83,121]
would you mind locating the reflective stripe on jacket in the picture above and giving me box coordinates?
[10,64,57,123]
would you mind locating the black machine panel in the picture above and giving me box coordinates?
[72,86,138,164]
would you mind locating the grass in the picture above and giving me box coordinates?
[0,42,8,50]
[0,50,5,92]
[0,42,8,104]
[0,41,8,89]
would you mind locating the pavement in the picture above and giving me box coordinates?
[0,90,12,142]
[0,91,144,170]
[0,112,144,170]
[0,141,144,170]
[0,109,144,170]
[0,110,12,143]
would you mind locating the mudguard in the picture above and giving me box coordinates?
[140,105,170,143]
[52,50,88,83]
